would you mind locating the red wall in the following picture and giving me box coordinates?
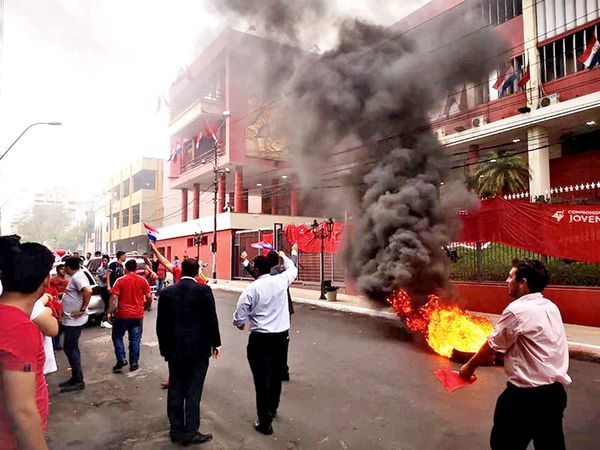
[157,229,235,279]
[550,152,600,186]
[543,68,600,104]
[454,281,600,327]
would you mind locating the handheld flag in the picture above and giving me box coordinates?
[578,34,600,69]
[434,368,477,392]
[144,223,159,243]
[250,241,275,251]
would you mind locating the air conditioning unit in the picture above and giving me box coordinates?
[471,115,487,127]
[540,93,560,108]
[434,128,446,140]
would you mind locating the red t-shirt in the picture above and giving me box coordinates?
[50,276,68,294]
[171,266,207,285]
[0,304,48,449]
[112,273,151,319]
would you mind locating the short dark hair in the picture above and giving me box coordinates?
[253,255,271,276]
[56,263,65,271]
[94,251,102,257]
[181,258,199,278]
[0,236,55,294]
[102,254,110,261]
[513,258,549,293]
[65,256,81,270]
[266,250,280,268]
[125,259,137,272]
[116,251,126,259]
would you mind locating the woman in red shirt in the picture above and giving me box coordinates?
[0,235,55,450]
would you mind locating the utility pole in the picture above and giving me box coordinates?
[211,110,231,281]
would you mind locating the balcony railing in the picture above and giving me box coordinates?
[180,147,225,175]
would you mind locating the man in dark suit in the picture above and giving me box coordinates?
[156,258,221,445]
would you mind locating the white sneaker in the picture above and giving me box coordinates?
[100,321,113,329]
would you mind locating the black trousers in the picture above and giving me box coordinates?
[63,325,84,382]
[167,358,209,440]
[247,330,289,426]
[491,382,567,450]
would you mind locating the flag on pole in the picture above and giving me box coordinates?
[578,34,600,69]
[250,241,275,251]
[500,64,517,94]
[517,61,530,88]
[196,130,204,150]
[492,66,506,90]
[144,223,159,243]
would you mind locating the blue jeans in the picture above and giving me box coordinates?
[111,318,143,365]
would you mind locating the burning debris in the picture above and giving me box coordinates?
[215,1,507,310]
[388,290,494,358]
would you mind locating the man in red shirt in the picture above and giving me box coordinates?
[49,264,68,297]
[107,259,152,373]
[0,235,55,450]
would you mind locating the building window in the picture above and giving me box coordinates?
[122,208,129,227]
[540,24,599,83]
[112,185,120,201]
[473,77,490,105]
[480,0,522,26]
[132,204,140,224]
[122,178,130,198]
[133,169,157,192]
[187,238,194,247]
[112,212,119,229]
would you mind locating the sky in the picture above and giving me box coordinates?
[0,0,430,230]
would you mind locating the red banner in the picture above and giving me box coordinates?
[284,223,345,254]
[460,197,600,263]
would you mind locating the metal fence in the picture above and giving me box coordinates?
[446,242,600,286]
[233,228,346,286]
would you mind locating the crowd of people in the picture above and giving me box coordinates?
[0,233,572,449]
[0,235,299,448]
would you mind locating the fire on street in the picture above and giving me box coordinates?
[46,291,599,450]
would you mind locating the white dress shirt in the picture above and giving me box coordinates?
[488,292,572,388]
[233,255,298,333]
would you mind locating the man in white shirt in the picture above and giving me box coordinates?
[233,251,298,435]
[59,256,92,393]
[460,259,571,450]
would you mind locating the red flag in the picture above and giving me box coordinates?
[517,62,530,88]
[492,65,507,90]
[434,368,477,392]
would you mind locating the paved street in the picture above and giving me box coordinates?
[47,291,600,450]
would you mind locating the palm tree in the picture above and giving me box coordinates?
[471,151,531,197]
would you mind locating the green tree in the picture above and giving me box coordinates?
[472,152,530,197]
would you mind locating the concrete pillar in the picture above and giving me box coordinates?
[192,183,200,219]
[181,188,189,222]
[290,183,299,216]
[522,0,542,108]
[271,180,279,215]
[234,167,244,213]
[217,173,226,213]
[527,127,551,200]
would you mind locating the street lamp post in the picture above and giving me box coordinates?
[311,217,334,300]
[0,122,62,163]
[211,110,231,281]
[0,122,61,235]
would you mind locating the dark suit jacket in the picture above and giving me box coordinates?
[156,278,221,361]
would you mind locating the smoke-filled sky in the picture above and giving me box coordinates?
[0,0,429,230]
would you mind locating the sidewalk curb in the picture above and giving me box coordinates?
[211,283,600,361]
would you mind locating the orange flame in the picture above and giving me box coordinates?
[388,290,494,357]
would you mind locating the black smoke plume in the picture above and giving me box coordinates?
[214,0,507,306]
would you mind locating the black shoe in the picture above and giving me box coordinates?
[282,372,290,382]
[254,421,273,435]
[182,432,213,445]
[130,363,139,372]
[112,360,128,373]
[271,409,278,419]
[60,381,85,393]
[58,378,76,388]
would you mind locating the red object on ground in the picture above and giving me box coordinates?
[460,197,600,264]
[434,368,477,392]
